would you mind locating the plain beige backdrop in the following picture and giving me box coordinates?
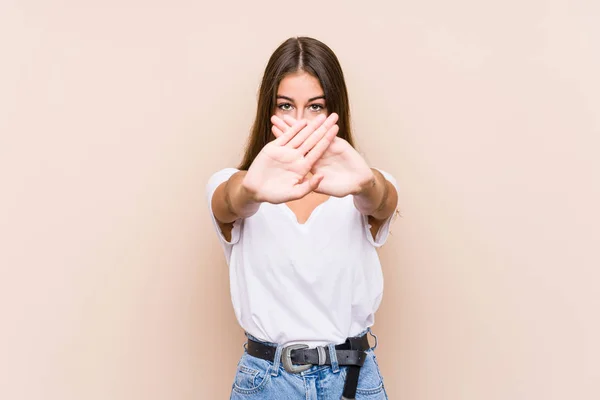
[1,1,599,399]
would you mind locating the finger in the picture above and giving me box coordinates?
[294,112,338,154]
[272,115,302,139]
[298,122,338,156]
[272,117,308,146]
[285,114,327,149]
[272,125,284,138]
[288,113,338,149]
[303,124,339,165]
[271,115,289,133]
[282,115,297,127]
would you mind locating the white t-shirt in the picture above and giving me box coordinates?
[206,168,399,347]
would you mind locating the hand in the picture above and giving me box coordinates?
[243,114,339,204]
[271,115,374,197]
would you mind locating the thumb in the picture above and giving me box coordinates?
[308,173,324,190]
[291,174,324,199]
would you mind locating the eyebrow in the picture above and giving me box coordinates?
[276,95,326,102]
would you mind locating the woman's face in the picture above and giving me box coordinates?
[274,71,328,122]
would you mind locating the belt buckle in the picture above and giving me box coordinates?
[281,344,312,374]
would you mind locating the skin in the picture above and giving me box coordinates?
[212,71,398,240]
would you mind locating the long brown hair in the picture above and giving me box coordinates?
[238,37,355,170]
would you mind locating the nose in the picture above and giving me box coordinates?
[294,108,320,122]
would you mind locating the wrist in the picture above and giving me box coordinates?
[240,173,261,204]
[354,170,377,197]
[353,168,387,215]
[227,172,261,218]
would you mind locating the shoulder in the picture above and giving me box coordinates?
[207,167,240,184]
[207,167,240,189]
[205,167,240,201]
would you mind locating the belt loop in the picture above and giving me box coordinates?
[327,343,340,373]
[271,344,284,377]
[367,327,378,350]
[317,346,327,366]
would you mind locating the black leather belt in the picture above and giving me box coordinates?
[247,333,370,400]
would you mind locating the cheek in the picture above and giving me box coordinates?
[273,109,288,119]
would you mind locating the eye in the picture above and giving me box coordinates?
[277,103,294,111]
[309,104,325,112]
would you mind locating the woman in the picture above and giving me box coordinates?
[207,37,399,400]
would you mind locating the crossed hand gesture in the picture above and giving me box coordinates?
[242,113,374,204]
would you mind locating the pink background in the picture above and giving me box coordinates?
[1,1,599,399]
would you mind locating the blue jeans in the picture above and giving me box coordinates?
[229,329,389,400]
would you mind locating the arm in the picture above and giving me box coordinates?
[271,115,398,220]
[212,171,261,224]
[353,168,398,220]
[211,114,339,237]
[271,114,400,241]
[353,168,399,241]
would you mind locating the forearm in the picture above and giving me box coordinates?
[353,168,398,220]
[212,171,261,224]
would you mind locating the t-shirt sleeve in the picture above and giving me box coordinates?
[362,168,400,247]
[206,168,243,248]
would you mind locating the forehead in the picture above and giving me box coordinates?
[277,71,324,97]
